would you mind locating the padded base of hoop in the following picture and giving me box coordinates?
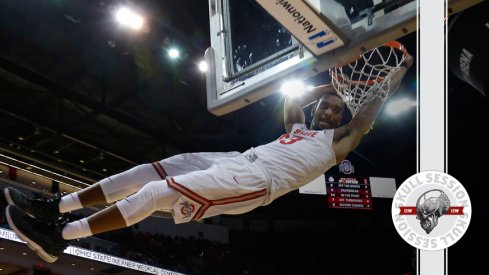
[448,1,488,97]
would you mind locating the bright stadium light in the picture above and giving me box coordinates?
[385,97,416,116]
[198,60,208,72]
[115,7,144,30]
[168,48,180,59]
[281,80,306,97]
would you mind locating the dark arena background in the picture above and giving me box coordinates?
[0,0,487,274]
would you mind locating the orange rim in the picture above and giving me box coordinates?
[332,71,386,86]
[333,40,408,67]
[383,40,408,54]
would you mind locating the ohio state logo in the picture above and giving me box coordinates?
[180,202,195,218]
[392,171,471,251]
[339,160,354,174]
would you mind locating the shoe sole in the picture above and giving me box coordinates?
[4,188,15,206]
[4,188,33,218]
[5,205,58,263]
[5,188,41,233]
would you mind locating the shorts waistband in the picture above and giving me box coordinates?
[243,150,258,163]
[242,148,273,204]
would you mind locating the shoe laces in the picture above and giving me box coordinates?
[32,192,61,204]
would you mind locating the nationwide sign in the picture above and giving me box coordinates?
[256,0,348,56]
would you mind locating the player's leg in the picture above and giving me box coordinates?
[72,152,238,211]
[4,162,167,221]
[64,180,180,238]
[76,162,165,206]
[5,152,235,222]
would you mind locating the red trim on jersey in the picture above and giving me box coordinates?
[151,162,168,179]
[167,177,267,221]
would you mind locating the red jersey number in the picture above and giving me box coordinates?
[279,134,303,145]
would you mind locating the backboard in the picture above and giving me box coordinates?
[205,0,480,116]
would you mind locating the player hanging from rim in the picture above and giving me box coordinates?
[3,48,413,263]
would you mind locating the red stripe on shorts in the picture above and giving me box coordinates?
[167,177,267,221]
[151,162,168,179]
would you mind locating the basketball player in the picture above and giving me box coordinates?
[4,54,413,263]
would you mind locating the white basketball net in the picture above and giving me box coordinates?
[329,41,408,117]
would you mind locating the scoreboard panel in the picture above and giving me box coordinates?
[326,176,373,210]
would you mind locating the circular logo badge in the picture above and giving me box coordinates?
[391,171,471,251]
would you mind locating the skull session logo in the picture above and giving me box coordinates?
[416,190,451,234]
[391,171,471,251]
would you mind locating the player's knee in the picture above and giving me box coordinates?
[117,182,162,226]
[136,181,159,207]
[117,180,176,226]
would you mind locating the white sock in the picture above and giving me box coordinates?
[59,193,83,213]
[62,218,93,240]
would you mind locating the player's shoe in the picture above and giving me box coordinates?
[4,187,64,222]
[5,205,71,263]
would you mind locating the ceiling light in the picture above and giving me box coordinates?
[115,7,144,30]
[385,97,416,116]
[198,61,208,72]
[168,48,180,59]
[281,80,305,98]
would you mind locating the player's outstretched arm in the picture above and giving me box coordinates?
[332,54,413,162]
[284,84,336,133]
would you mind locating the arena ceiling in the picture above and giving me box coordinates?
[0,0,255,183]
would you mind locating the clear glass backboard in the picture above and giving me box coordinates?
[205,0,480,116]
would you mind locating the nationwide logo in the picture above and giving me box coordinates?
[273,0,335,49]
[256,0,345,56]
[308,30,337,49]
[391,171,471,251]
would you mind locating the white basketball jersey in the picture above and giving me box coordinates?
[253,123,336,200]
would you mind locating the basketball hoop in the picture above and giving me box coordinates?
[329,41,409,117]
